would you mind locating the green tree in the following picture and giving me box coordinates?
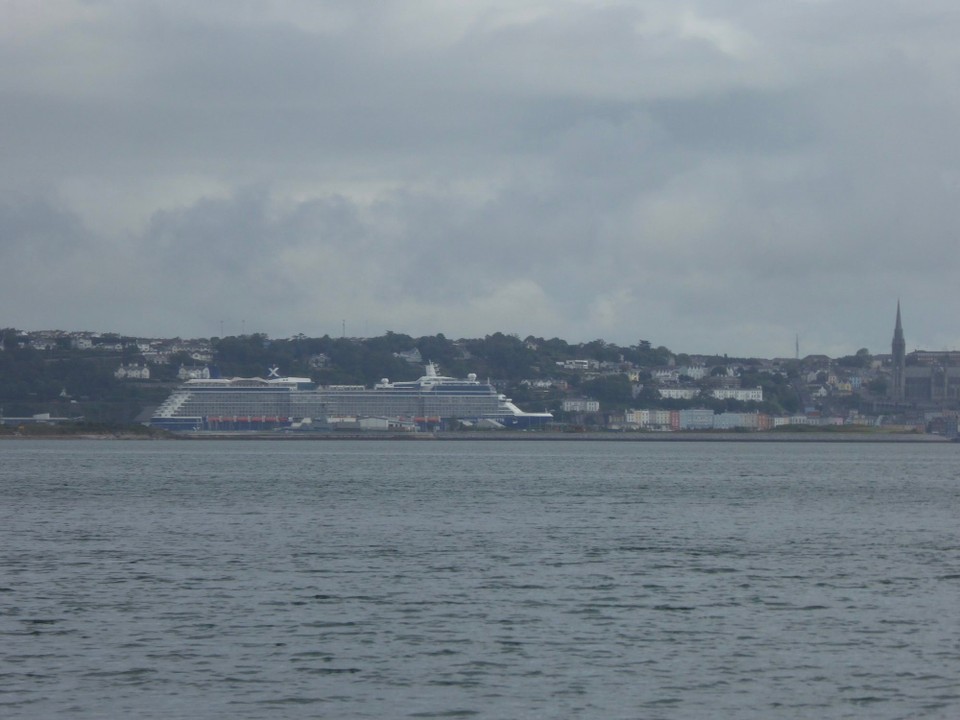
[837,348,871,368]
[463,333,533,379]
[213,334,274,376]
[416,334,460,369]
[867,377,888,395]
[581,374,633,409]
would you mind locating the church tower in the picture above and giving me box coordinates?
[891,301,906,402]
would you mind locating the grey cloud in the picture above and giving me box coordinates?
[3,1,960,356]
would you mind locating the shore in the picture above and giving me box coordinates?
[142,430,954,442]
[2,429,952,443]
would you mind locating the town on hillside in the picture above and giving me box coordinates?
[1,305,958,435]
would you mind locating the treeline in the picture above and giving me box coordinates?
[1,327,802,423]
[211,332,673,384]
[0,330,169,423]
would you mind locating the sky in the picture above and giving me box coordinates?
[3,0,960,358]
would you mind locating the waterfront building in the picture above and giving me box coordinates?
[678,408,714,430]
[888,303,960,405]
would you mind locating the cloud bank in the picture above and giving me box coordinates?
[3,0,960,356]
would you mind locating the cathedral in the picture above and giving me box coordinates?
[888,303,960,405]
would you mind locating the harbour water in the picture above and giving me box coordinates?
[1,439,959,719]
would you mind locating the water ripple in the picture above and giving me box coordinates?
[1,439,959,719]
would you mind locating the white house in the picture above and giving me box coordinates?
[562,399,600,413]
[659,387,699,400]
[710,387,763,402]
[115,364,151,380]
[178,365,211,380]
[679,365,707,380]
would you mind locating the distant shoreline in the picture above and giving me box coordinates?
[172,431,954,443]
[2,430,952,443]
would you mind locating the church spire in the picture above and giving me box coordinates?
[891,301,906,402]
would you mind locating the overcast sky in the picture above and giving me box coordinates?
[3,1,959,357]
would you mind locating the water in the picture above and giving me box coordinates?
[1,439,959,719]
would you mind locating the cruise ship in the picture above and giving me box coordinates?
[149,363,553,432]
